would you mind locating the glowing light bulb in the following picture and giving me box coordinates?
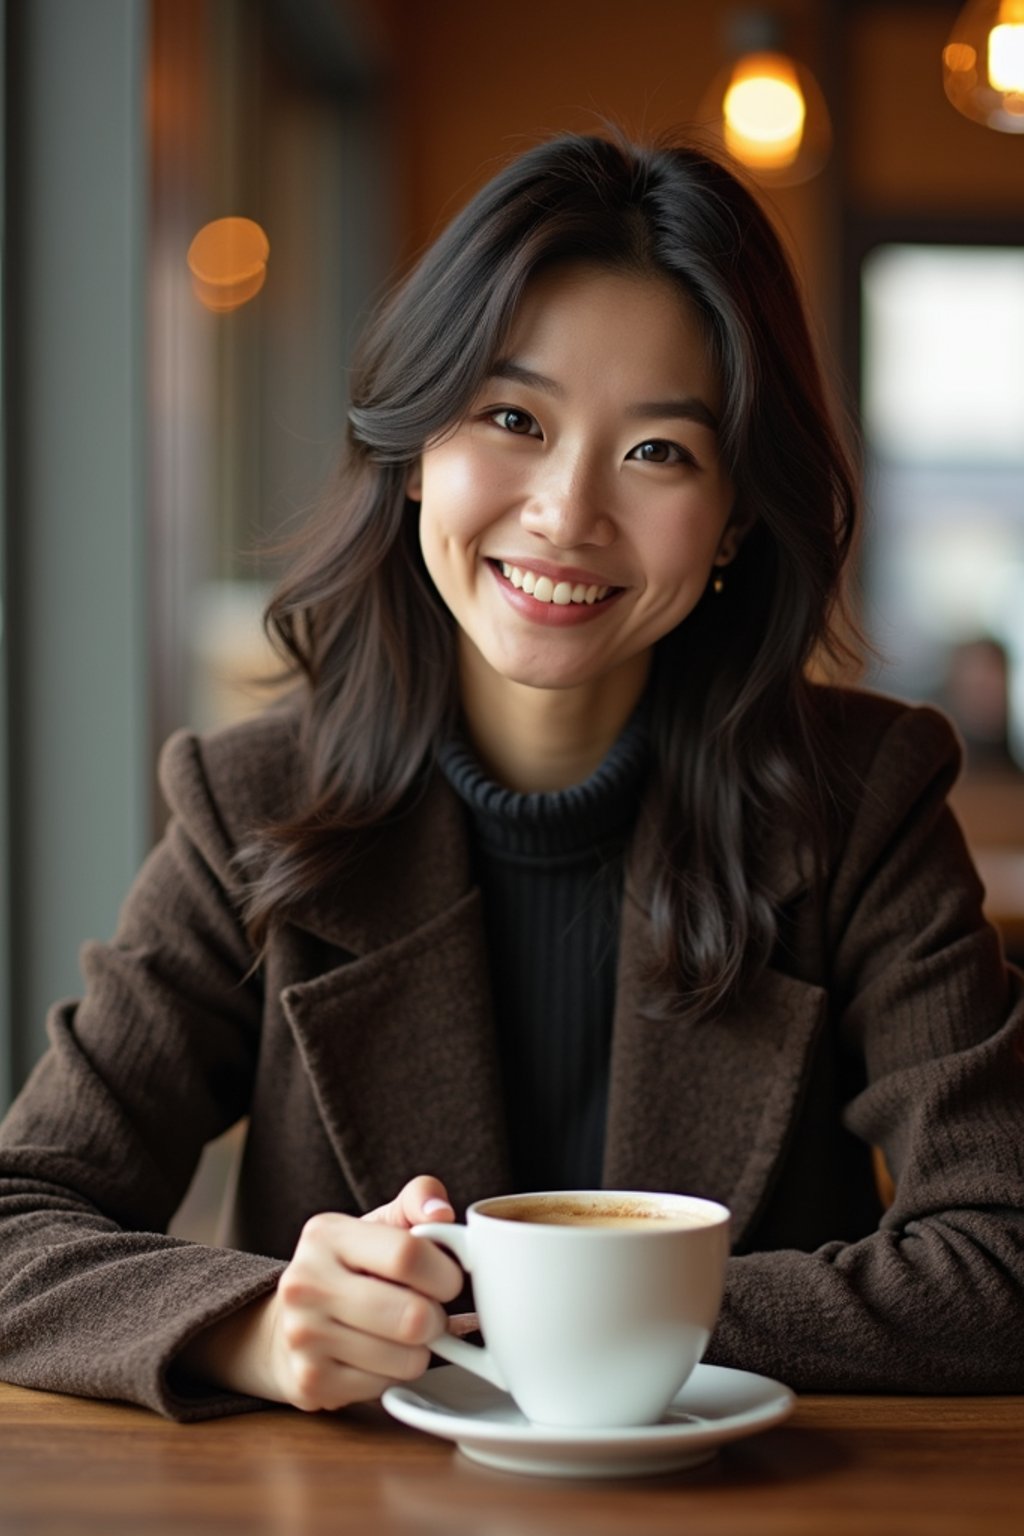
[945,0,1024,131]
[988,2,1024,91]
[723,53,807,170]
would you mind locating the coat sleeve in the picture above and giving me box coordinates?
[0,730,287,1420]
[705,703,1024,1391]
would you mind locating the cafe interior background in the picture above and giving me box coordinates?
[1,0,1023,1236]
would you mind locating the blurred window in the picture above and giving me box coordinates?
[860,244,1024,770]
[148,0,391,791]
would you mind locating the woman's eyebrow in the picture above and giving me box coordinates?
[486,359,718,434]
[626,398,719,433]
[488,359,563,395]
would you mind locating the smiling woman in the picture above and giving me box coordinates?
[1,131,1023,1422]
[258,133,858,1015]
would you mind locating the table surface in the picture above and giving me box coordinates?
[1,1380,1021,1536]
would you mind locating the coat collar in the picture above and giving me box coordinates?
[285,767,811,958]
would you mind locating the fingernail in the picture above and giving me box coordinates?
[423,1198,454,1217]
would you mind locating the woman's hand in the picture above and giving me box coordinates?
[177,1175,463,1410]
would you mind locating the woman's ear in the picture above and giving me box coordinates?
[406,460,423,502]
[714,509,755,568]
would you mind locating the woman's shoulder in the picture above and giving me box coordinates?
[751,686,963,905]
[805,685,966,880]
[157,693,307,856]
[809,682,962,786]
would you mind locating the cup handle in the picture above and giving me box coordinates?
[411,1222,508,1392]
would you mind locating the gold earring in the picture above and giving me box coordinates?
[712,573,725,595]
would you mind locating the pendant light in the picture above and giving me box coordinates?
[700,12,832,186]
[944,0,1024,132]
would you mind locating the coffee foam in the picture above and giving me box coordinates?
[482,1196,716,1229]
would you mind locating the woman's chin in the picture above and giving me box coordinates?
[480,655,611,694]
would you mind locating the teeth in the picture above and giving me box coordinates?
[499,562,611,606]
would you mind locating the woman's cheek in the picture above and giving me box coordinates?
[421,448,500,535]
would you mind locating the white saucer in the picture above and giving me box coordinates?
[382,1362,794,1478]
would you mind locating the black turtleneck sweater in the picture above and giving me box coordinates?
[438,711,649,1192]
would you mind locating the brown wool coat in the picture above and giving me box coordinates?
[1,686,1023,1420]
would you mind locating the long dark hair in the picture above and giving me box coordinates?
[241,131,859,1021]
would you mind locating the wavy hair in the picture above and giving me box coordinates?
[240,131,859,1022]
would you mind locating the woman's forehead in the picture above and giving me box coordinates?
[492,261,722,409]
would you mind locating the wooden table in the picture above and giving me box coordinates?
[0,1381,1021,1536]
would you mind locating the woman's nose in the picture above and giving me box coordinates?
[519,459,616,549]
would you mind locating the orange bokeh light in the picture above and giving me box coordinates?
[187,217,270,312]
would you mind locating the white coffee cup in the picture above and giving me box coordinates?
[412,1189,730,1429]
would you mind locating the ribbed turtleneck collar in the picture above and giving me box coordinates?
[437,699,650,861]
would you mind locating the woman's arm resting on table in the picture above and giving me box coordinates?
[708,706,1024,1392]
[0,729,281,1419]
[177,1178,462,1411]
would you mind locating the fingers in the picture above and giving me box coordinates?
[364,1174,455,1230]
[283,1357,400,1414]
[266,1206,465,1414]
[279,1303,434,1409]
[331,1268,450,1348]
[275,1270,438,1412]
[301,1211,463,1302]
[281,1252,451,1349]
[287,1314,432,1382]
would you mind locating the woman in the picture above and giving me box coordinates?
[1,132,1022,1420]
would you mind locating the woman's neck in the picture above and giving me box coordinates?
[457,644,651,792]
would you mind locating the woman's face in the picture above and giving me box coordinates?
[410,262,742,703]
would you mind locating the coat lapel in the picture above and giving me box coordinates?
[602,855,827,1249]
[279,775,510,1216]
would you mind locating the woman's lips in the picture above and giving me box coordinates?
[487,558,624,626]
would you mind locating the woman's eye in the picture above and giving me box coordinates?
[629,439,693,465]
[490,408,540,437]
